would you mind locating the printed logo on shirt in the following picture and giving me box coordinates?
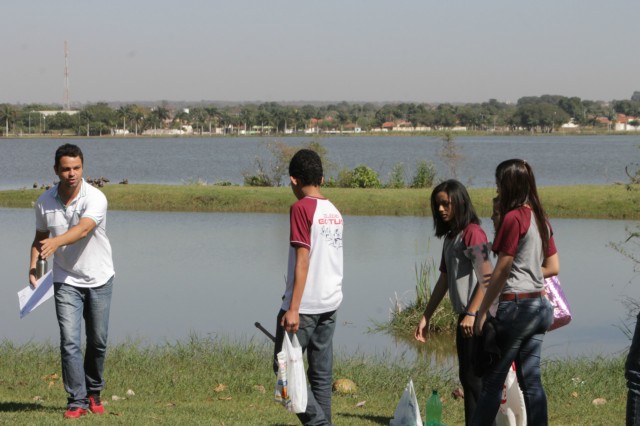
[318,213,343,225]
[320,226,343,249]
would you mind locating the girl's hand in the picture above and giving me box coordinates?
[474,311,487,336]
[414,315,429,342]
[459,314,475,338]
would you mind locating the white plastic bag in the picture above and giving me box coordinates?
[275,333,308,413]
[389,378,423,426]
[495,362,527,426]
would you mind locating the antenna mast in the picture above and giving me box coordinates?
[64,41,70,111]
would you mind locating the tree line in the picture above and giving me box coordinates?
[2,92,640,136]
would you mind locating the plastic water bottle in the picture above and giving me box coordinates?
[36,257,48,280]
[425,389,442,426]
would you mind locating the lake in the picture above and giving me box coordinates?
[2,207,638,361]
[0,134,639,190]
[1,135,638,361]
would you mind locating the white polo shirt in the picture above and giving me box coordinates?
[35,179,114,288]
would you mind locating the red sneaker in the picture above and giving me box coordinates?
[88,394,105,414]
[63,407,87,418]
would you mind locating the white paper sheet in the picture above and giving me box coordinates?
[18,271,54,318]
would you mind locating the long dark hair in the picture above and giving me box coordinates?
[495,159,550,254]
[431,179,480,238]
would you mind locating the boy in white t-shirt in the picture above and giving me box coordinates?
[274,149,343,426]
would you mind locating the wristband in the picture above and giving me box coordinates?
[464,311,476,317]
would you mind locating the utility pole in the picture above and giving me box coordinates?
[64,41,70,111]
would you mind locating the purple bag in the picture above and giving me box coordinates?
[544,276,572,331]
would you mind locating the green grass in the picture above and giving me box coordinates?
[0,338,626,425]
[1,183,639,219]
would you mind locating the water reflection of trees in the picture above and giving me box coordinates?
[386,330,458,370]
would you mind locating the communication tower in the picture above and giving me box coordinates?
[63,41,70,111]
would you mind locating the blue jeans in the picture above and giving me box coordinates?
[472,296,553,426]
[274,309,337,426]
[54,276,113,408]
[626,312,640,425]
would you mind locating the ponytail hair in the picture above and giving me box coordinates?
[495,159,549,254]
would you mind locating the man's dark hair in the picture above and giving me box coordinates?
[55,144,84,168]
[289,149,323,186]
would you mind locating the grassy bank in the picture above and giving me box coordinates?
[0,338,626,425]
[0,183,638,219]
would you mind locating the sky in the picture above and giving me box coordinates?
[2,0,639,106]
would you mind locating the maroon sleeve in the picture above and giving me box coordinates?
[462,223,488,248]
[492,209,527,256]
[289,199,314,249]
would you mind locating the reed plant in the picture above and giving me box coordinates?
[372,258,458,338]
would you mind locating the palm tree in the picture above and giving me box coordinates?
[116,105,134,134]
[239,105,257,134]
[189,108,208,135]
[172,110,190,131]
[130,109,144,136]
[77,110,93,136]
[205,106,220,135]
[143,106,171,134]
[0,104,16,137]
[217,110,232,134]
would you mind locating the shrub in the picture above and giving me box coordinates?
[243,140,333,187]
[386,162,406,188]
[411,160,437,188]
[334,168,354,188]
[243,173,272,187]
[350,165,381,188]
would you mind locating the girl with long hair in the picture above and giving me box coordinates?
[415,179,490,425]
[472,159,560,425]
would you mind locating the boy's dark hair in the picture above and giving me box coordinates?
[431,179,480,238]
[289,149,323,186]
[55,144,84,168]
[495,158,550,254]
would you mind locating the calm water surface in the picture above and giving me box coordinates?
[0,135,639,189]
[1,208,638,360]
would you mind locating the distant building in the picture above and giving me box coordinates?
[614,113,640,131]
[38,110,79,117]
[561,118,579,129]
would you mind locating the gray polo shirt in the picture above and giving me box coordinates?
[492,207,557,293]
[440,223,488,313]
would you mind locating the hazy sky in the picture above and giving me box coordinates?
[2,0,639,105]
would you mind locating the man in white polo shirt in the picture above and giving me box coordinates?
[29,144,114,419]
